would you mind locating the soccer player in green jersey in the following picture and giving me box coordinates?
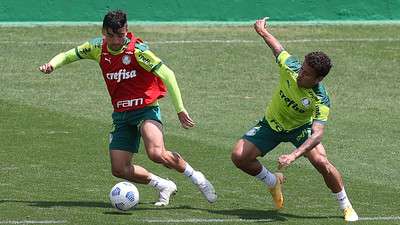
[39,10,217,206]
[231,17,358,222]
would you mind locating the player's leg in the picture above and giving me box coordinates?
[109,149,150,183]
[304,144,342,192]
[305,144,358,221]
[109,111,178,206]
[140,119,217,203]
[109,149,177,206]
[231,119,284,209]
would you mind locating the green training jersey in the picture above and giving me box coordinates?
[265,51,330,132]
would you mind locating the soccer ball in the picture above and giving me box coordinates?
[109,181,139,211]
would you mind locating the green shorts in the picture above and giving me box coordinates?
[109,106,162,153]
[242,117,311,156]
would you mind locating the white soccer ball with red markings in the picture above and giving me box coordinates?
[109,181,139,211]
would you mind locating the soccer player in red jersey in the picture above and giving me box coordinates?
[39,10,217,206]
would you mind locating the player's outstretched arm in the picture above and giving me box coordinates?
[38,44,90,75]
[254,17,284,57]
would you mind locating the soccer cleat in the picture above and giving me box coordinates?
[154,180,177,206]
[194,172,218,203]
[268,172,284,209]
[343,206,359,222]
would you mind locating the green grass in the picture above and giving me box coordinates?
[0,24,399,224]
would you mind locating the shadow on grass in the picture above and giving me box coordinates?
[0,199,193,211]
[0,199,111,209]
[1,200,341,221]
[205,208,342,221]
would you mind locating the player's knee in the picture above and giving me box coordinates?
[231,149,246,168]
[147,148,167,164]
[314,158,333,175]
[111,166,126,178]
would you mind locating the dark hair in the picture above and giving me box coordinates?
[304,51,333,77]
[102,10,127,33]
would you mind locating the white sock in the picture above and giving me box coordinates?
[183,163,203,185]
[334,188,352,210]
[183,163,194,177]
[255,166,276,188]
[149,173,165,190]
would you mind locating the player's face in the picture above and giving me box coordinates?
[297,61,323,88]
[103,25,128,51]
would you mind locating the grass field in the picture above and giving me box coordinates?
[0,24,399,224]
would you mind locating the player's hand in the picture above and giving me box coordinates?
[254,17,270,36]
[278,153,296,170]
[177,111,195,129]
[39,63,54,74]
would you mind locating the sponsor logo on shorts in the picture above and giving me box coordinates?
[246,126,260,136]
[296,128,311,142]
[109,133,113,143]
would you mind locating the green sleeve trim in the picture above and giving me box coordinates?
[285,56,301,73]
[276,50,288,64]
[135,42,150,51]
[276,51,301,72]
[151,62,163,73]
[312,83,331,107]
[75,47,83,59]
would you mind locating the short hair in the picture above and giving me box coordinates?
[102,10,127,33]
[304,51,333,77]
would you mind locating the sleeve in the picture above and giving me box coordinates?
[49,37,102,69]
[313,103,329,124]
[312,86,331,123]
[153,64,186,113]
[134,42,162,72]
[276,50,301,73]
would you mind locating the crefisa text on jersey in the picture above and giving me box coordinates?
[106,69,137,83]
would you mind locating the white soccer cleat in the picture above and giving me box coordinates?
[343,206,359,222]
[194,171,217,203]
[154,180,177,206]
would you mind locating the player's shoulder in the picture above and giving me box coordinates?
[75,36,102,59]
[88,37,103,49]
[276,51,301,73]
[312,83,330,107]
[134,40,150,52]
[133,40,162,72]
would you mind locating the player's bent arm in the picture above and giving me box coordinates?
[254,18,284,57]
[259,32,284,58]
[153,64,186,113]
[292,122,325,159]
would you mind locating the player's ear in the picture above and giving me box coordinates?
[123,24,128,33]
